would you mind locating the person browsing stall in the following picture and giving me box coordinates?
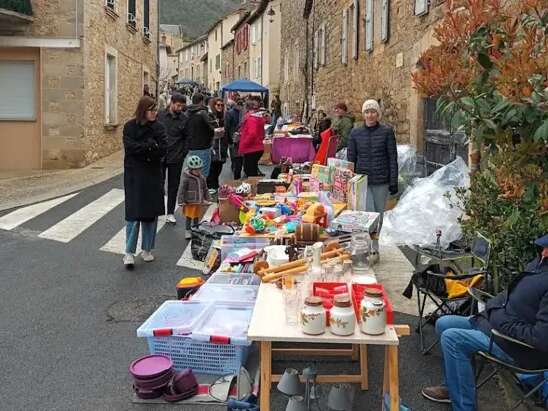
[186,93,216,178]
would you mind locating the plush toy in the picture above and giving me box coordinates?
[302,203,328,227]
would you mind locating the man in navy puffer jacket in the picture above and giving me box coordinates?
[347,99,398,261]
[422,234,548,410]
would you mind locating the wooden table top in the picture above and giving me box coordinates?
[247,283,399,346]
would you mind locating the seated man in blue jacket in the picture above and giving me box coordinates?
[422,234,548,410]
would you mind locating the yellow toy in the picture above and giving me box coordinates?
[302,203,328,227]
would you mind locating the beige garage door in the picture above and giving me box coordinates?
[0,47,41,170]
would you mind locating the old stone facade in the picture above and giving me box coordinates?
[0,0,158,170]
[222,39,235,84]
[178,35,208,85]
[280,0,445,149]
[232,13,250,80]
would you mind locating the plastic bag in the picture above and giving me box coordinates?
[397,145,418,193]
[335,148,347,159]
[380,157,469,249]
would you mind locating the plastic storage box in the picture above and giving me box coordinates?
[192,283,258,303]
[144,302,254,375]
[207,272,261,286]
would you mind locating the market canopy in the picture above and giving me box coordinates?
[221,79,268,94]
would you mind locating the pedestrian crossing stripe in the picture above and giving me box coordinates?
[0,192,79,231]
[39,188,125,243]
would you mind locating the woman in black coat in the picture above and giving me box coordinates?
[123,96,167,269]
[207,97,229,191]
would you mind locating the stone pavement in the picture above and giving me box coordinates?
[0,150,123,212]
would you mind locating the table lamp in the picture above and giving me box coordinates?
[327,384,353,411]
[285,395,307,411]
[277,368,303,396]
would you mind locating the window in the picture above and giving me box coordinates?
[313,29,319,69]
[143,0,150,38]
[105,51,117,124]
[365,0,373,52]
[0,61,35,120]
[209,58,212,73]
[351,0,359,59]
[251,24,256,45]
[341,9,348,64]
[127,0,136,28]
[255,56,261,81]
[143,69,150,92]
[215,29,218,42]
[105,0,115,11]
[381,0,390,42]
[415,0,428,16]
[238,65,241,79]
[243,61,247,78]
[319,22,327,66]
[186,49,189,61]
[215,54,220,71]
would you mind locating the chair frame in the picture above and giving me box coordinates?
[469,289,548,410]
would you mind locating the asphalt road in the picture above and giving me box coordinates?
[0,171,507,410]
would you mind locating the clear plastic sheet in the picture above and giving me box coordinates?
[380,157,469,249]
[397,145,418,193]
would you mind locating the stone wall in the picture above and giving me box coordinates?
[222,41,235,83]
[81,0,158,166]
[22,0,81,38]
[281,0,445,147]
[233,24,250,80]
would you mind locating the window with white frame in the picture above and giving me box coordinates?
[415,0,428,16]
[365,0,374,52]
[351,0,359,59]
[143,0,150,38]
[127,0,136,28]
[105,0,115,11]
[0,60,36,120]
[105,51,117,124]
[381,0,390,42]
[319,22,327,66]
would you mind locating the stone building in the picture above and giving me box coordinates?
[231,11,251,80]
[280,0,446,149]
[0,0,158,170]
[177,35,208,86]
[159,24,187,93]
[222,39,235,84]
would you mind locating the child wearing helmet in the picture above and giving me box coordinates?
[178,155,211,239]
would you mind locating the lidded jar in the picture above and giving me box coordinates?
[301,296,326,335]
[359,288,386,335]
[329,294,356,336]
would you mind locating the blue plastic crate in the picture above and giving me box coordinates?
[147,336,250,375]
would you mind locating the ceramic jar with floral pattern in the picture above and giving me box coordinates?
[360,288,386,335]
[301,296,326,335]
[329,294,355,336]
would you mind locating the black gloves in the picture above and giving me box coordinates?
[389,185,398,195]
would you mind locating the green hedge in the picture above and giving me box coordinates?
[0,0,33,16]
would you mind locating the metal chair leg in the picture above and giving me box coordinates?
[508,379,547,411]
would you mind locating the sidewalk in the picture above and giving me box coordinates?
[0,150,123,212]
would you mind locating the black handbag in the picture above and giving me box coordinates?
[190,222,235,262]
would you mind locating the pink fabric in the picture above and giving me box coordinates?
[271,136,316,163]
[239,112,266,155]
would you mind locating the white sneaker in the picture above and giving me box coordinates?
[123,253,135,269]
[166,214,177,224]
[141,250,155,262]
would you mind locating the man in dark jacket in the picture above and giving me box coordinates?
[225,99,244,179]
[157,93,188,224]
[185,93,215,177]
[422,234,548,410]
[347,99,398,261]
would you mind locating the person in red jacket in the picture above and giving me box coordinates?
[238,98,266,177]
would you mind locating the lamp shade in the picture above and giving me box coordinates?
[285,395,307,411]
[327,384,353,411]
[277,368,303,396]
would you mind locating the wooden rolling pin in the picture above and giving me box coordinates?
[255,247,345,276]
[261,253,351,283]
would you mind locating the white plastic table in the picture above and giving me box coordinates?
[248,283,405,411]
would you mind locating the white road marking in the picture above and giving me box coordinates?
[0,193,79,231]
[176,203,216,269]
[38,189,124,243]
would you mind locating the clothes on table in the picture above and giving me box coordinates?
[271,136,316,163]
[125,219,158,254]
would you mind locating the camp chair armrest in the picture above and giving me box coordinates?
[467,288,494,303]
[424,270,449,279]
[490,329,536,350]
[425,270,482,281]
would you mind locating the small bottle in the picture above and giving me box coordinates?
[342,260,353,282]
[330,294,356,336]
[301,296,326,335]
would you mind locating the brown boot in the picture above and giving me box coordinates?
[421,385,451,404]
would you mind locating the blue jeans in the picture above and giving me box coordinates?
[366,184,389,251]
[436,315,514,411]
[125,219,158,254]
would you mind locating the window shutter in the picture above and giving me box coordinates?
[352,0,359,59]
[415,0,428,16]
[365,0,373,52]
[321,23,327,66]
[313,29,319,69]
[341,9,348,64]
[381,0,389,42]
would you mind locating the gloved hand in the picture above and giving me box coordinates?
[389,184,398,195]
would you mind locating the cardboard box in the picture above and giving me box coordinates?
[347,174,368,211]
[218,198,240,223]
[311,164,333,184]
[327,158,354,172]
[332,167,354,203]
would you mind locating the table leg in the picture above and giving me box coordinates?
[382,346,389,395]
[359,344,368,390]
[351,344,359,361]
[388,345,399,411]
[260,341,272,411]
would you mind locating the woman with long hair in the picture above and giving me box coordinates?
[122,96,167,269]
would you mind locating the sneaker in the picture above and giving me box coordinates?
[141,250,155,262]
[123,253,135,269]
[166,214,177,224]
[421,385,451,404]
[208,188,217,195]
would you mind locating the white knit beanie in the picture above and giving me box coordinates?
[362,99,382,118]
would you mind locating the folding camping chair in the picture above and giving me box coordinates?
[470,288,548,410]
[411,232,491,354]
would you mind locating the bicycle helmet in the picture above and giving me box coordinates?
[187,155,203,170]
[236,182,252,195]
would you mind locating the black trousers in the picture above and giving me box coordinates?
[207,161,224,189]
[232,156,244,180]
[243,151,264,177]
[162,160,183,214]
